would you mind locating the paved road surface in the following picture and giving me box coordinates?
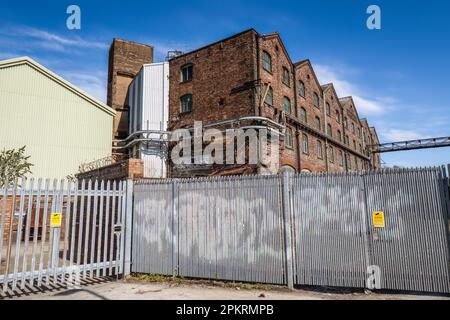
[11,280,450,300]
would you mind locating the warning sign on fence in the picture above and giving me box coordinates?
[372,211,385,228]
[50,213,62,228]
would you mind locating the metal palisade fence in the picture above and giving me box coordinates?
[131,166,450,294]
[1,166,449,294]
[0,178,131,292]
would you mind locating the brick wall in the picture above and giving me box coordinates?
[168,29,257,130]
[107,38,154,139]
[76,159,144,181]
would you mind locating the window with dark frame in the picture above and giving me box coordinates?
[327,124,332,137]
[264,86,273,105]
[313,92,320,108]
[181,64,193,82]
[302,134,309,154]
[299,80,305,98]
[326,102,331,116]
[315,116,321,131]
[300,107,307,123]
[262,51,272,72]
[282,67,290,86]
[286,127,293,148]
[283,96,291,113]
[317,140,323,159]
[180,94,193,113]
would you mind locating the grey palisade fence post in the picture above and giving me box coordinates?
[123,179,134,276]
[281,171,294,289]
[172,179,179,277]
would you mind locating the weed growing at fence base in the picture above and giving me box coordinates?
[126,273,287,292]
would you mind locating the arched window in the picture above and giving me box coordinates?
[181,64,193,82]
[299,80,305,98]
[317,140,323,159]
[339,150,344,167]
[337,130,342,142]
[285,127,293,148]
[352,122,355,134]
[315,117,321,131]
[302,134,309,154]
[326,102,331,116]
[336,110,341,123]
[264,86,273,105]
[282,67,290,86]
[180,94,193,113]
[300,107,307,123]
[262,51,272,72]
[283,97,291,113]
[313,92,320,108]
[327,124,332,137]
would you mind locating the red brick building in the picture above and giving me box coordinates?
[166,29,381,175]
[106,29,381,177]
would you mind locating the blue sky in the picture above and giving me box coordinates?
[1,0,449,167]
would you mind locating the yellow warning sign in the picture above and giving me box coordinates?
[372,211,385,228]
[50,213,62,228]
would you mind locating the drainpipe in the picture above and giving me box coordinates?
[341,105,349,172]
[255,33,261,117]
[293,66,301,172]
[322,90,329,172]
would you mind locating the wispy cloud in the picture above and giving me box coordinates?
[61,70,107,102]
[314,64,391,115]
[0,25,108,53]
[381,129,423,142]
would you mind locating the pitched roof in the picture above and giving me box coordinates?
[0,56,116,116]
[259,32,294,65]
[293,59,323,94]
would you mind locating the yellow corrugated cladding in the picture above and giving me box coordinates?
[0,60,114,179]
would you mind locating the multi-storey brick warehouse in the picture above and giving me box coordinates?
[166,29,381,175]
[105,29,381,177]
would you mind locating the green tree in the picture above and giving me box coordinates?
[0,146,33,187]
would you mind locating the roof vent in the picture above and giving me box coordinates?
[166,50,184,61]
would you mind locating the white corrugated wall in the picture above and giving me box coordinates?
[129,63,169,178]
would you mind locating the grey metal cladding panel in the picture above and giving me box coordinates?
[177,176,285,284]
[364,169,450,293]
[292,174,368,288]
[132,182,173,275]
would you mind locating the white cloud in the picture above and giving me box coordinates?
[0,25,108,51]
[381,129,423,142]
[61,70,107,102]
[314,64,387,115]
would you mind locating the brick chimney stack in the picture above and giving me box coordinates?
[107,38,153,139]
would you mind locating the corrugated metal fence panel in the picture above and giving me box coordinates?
[132,181,174,275]
[364,168,450,293]
[130,168,450,293]
[177,176,285,284]
[291,173,369,288]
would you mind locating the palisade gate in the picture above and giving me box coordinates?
[1,166,450,294]
[0,179,132,292]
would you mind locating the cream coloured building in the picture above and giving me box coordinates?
[0,57,115,179]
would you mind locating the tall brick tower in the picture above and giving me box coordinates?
[107,38,153,139]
